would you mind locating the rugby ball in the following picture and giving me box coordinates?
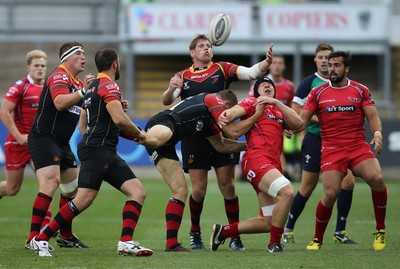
[208,13,232,46]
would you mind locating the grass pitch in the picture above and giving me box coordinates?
[0,175,398,269]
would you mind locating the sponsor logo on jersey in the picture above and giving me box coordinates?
[30,103,39,108]
[68,105,82,115]
[319,99,336,104]
[211,75,220,83]
[325,105,356,112]
[266,114,283,124]
[184,81,190,90]
[191,73,209,79]
[348,97,361,103]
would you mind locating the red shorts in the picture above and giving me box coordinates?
[320,141,376,174]
[241,154,281,194]
[5,142,31,170]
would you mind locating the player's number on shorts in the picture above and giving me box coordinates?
[246,170,256,182]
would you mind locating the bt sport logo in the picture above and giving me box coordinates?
[325,105,356,112]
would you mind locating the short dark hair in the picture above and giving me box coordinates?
[328,51,352,67]
[59,41,83,59]
[95,48,118,72]
[189,34,212,50]
[315,43,334,55]
[216,90,238,107]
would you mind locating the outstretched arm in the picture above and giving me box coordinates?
[237,43,274,80]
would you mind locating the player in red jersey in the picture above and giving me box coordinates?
[248,55,301,181]
[30,48,153,257]
[163,33,273,250]
[26,42,95,250]
[210,77,302,253]
[142,90,262,252]
[0,50,47,199]
[301,51,387,251]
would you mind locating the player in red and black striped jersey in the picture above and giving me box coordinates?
[143,90,262,252]
[26,42,94,251]
[32,48,153,257]
[162,34,273,250]
[0,50,46,200]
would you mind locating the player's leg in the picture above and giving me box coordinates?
[334,170,357,244]
[307,169,344,250]
[352,157,386,250]
[112,161,153,256]
[258,168,293,252]
[188,168,208,249]
[284,133,321,242]
[215,163,244,250]
[157,157,190,252]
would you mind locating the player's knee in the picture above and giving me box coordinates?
[268,176,291,198]
[7,186,20,196]
[278,184,294,203]
[60,178,78,194]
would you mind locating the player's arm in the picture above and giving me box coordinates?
[78,108,88,135]
[363,105,383,154]
[53,74,94,111]
[237,43,273,80]
[220,104,264,139]
[0,99,27,145]
[206,132,246,153]
[163,75,182,105]
[298,109,313,133]
[106,100,146,142]
[273,101,303,131]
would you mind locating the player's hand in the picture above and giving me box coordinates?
[284,129,293,139]
[121,99,129,112]
[256,96,276,105]
[169,75,182,90]
[218,111,229,128]
[135,130,146,144]
[370,132,383,154]
[265,43,274,66]
[16,134,28,146]
[83,73,95,90]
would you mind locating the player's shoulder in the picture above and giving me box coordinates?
[349,80,369,91]
[239,96,256,106]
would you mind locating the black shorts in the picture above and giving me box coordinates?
[28,132,78,171]
[182,132,239,172]
[77,145,135,191]
[144,112,180,165]
[301,132,322,173]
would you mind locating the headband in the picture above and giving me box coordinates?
[60,46,84,63]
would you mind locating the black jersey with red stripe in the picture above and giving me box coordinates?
[31,66,84,141]
[177,62,239,99]
[163,93,226,141]
[81,75,122,148]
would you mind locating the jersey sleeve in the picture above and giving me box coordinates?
[360,85,375,107]
[47,71,73,100]
[293,75,313,106]
[238,97,256,118]
[97,81,121,104]
[303,89,318,113]
[218,62,239,80]
[204,94,228,122]
[4,80,24,104]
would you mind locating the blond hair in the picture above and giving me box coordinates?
[26,50,47,65]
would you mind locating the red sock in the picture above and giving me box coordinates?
[269,225,284,245]
[225,197,240,239]
[59,194,73,238]
[314,200,333,243]
[40,210,52,231]
[37,201,79,241]
[120,200,142,242]
[221,223,239,239]
[372,187,387,231]
[189,195,204,233]
[28,193,52,241]
[165,197,185,248]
